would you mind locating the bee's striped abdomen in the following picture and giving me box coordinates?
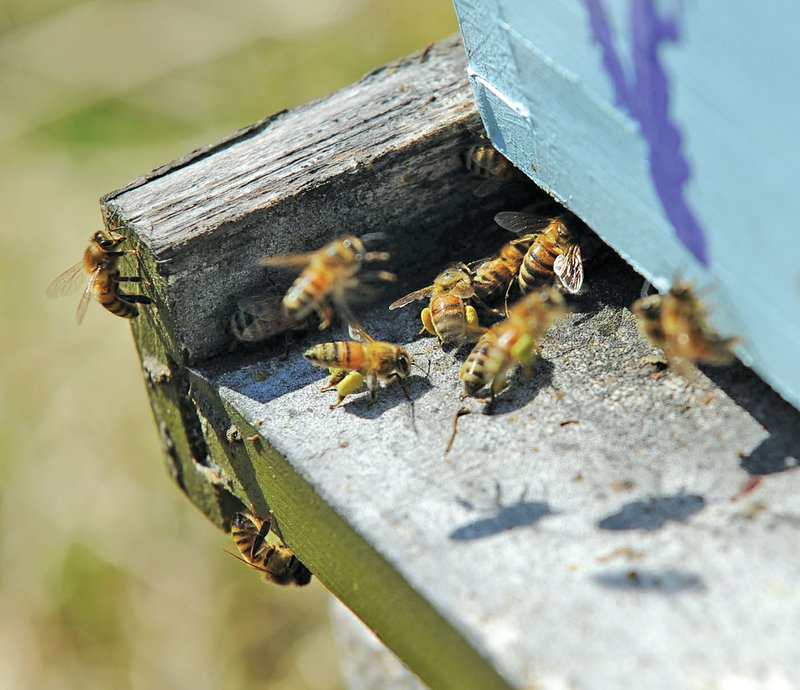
[284,268,332,319]
[519,241,558,293]
[430,293,469,345]
[304,341,365,371]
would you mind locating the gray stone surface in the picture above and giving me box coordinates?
[199,249,800,690]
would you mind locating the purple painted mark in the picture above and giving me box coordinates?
[584,0,708,265]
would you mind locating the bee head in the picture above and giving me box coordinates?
[395,350,412,378]
[669,281,693,301]
[94,230,124,249]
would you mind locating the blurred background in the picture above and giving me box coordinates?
[0,2,457,688]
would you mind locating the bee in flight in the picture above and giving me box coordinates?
[388,263,485,348]
[229,294,311,344]
[494,212,585,294]
[260,234,395,330]
[303,323,412,408]
[460,287,569,400]
[46,229,151,324]
[632,280,738,379]
[229,510,311,587]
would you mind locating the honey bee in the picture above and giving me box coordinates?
[460,287,569,400]
[229,510,311,586]
[46,229,151,324]
[388,263,484,347]
[464,145,515,180]
[494,212,585,294]
[229,294,310,343]
[470,234,539,314]
[632,280,737,378]
[303,323,412,408]
[260,234,395,330]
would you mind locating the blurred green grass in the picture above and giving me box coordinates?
[0,2,457,688]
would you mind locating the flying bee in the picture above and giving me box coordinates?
[260,234,395,330]
[229,510,312,587]
[632,280,738,379]
[229,294,311,343]
[494,212,585,294]
[460,286,569,400]
[46,229,151,324]
[388,263,485,348]
[304,323,412,408]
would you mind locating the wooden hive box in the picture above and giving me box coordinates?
[101,36,800,690]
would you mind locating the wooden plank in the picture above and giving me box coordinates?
[105,34,800,690]
[102,35,532,366]
[453,0,800,411]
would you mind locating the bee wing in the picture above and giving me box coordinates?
[236,295,284,318]
[494,212,552,236]
[553,243,584,294]
[75,269,100,325]
[388,285,434,310]
[45,261,85,299]
[259,252,316,268]
[347,322,376,343]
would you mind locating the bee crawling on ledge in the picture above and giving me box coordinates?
[632,279,738,380]
[389,263,485,348]
[460,287,569,401]
[260,233,395,330]
[304,323,413,408]
[46,229,152,324]
[229,510,311,587]
[494,212,586,295]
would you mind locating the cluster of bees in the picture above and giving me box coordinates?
[48,148,738,587]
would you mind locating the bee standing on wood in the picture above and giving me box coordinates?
[388,263,485,347]
[632,280,737,379]
[460,287,569,400]
[304,323,412,408]
[229,511,311,587]
[494,212,585,294]
[46,229,151,324]
[260,234,395,330]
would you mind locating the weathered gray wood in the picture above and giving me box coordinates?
[102,36,533,365]
[105,35,800,690]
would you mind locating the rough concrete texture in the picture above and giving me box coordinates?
[206,249,800,690]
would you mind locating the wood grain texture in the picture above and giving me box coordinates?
[102,36,532,365]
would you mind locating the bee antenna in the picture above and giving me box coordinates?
[224,550,270,575]
[640,279,653,299]
[410,359,431,379]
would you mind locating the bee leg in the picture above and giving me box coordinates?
[330,371,364,408]
[419,308,437,337]
[366,372,379,405]
[503,279,516,317]
[317,304,334,330]
[321,368,348,392]
[465,305,480,329]
[118,293,152,305]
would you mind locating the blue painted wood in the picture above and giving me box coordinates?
[453,0,800,410]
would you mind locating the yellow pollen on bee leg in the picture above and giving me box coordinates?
[510,333,535,365]
[330,371,365,408]
[465,305,479,327]
[420,308,437,336]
